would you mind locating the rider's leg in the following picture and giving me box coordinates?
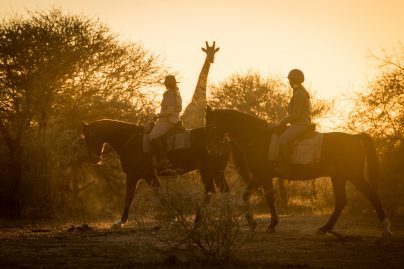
[278,124,310,176]
[153,137,171,168]
[149,120,175,170]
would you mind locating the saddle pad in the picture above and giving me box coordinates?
[268,132,324,165]
[143,130,191,153]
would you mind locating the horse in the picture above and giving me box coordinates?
[205,106,392,236]
[80,119,232,228]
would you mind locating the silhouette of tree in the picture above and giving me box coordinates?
[348,46,404,212]
[349,46,403,143]
[0,9,163,216]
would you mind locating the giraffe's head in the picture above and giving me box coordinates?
[202,41,220,64]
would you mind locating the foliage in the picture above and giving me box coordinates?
[135,173,254,263]
[0,8,162,217]
[348,46,404,213]
[349,46,403,143]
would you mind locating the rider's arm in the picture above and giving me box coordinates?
[159,92,182,117]
[159,106,176,117]
[279,91,305,125]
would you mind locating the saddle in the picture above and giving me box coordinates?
[143,120,191,153]
[268,124,323,165]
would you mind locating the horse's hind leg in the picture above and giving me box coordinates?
[112,175,139,229]
[318,176,347,233]
[262,179,278,233]
[349,176,391,236]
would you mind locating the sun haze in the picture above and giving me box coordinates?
[1,0,403,106]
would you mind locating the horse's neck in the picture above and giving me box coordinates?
[102,124,137,155]
[226,117,265,146]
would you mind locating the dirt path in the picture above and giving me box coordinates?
[1,214,403,268]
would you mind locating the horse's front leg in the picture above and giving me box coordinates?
[213,170,230,193]
[317,176,347,234]
[243,182,257,231]
[262,178,278,233]
[195,170,215,226]
[112,175,139,229]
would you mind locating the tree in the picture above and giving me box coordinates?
[0,9,163,216]
[348,46,404,143]
[348,47,404,212]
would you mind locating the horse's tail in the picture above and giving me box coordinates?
[357,133,379,191]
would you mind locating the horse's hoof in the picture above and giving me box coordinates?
[382,230,393,238]
[316,228,328,235]
[327,230,344,239]
[248,220,257,232]
[150,226,161,233]
[194,220,201,229]
[111,220,124,229]
[267,226,276,233]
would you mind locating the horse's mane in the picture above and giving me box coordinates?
[91,119,139,127]
[214,109,267,126]
[88,119,141,134]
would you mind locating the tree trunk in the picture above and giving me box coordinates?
[6,155,23,217]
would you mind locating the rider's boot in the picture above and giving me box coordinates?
[153,138,174,176]
[276,143,292,178]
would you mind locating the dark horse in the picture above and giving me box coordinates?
[81,119,231,228]
[205,107,392,236]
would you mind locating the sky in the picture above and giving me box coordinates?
[0,0,403,117]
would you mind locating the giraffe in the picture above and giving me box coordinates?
[181,41,220,129]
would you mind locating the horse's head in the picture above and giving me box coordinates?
[81,121,105,164]
[205,106,228,156]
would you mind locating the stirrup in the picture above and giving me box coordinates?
[155,159,173,169]
[157,168,178,176]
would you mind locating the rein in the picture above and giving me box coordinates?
[117,132,140,156]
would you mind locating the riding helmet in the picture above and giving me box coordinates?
[287,69,305,84]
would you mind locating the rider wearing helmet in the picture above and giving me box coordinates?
[149,75,182,174]
[277,69,312,176]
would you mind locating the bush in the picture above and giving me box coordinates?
[135,172,254,263]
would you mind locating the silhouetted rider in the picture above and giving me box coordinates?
[149,75,182,174]
[277,69,312,176]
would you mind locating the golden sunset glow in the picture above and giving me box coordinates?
[1,1,404,266]
[1,0,403,106]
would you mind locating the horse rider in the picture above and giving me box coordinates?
[277,69,312,177]
[149,75,182,174]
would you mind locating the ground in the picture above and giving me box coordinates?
[0,214,403,268]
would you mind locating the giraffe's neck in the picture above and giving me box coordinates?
[192,58,210,104]
[182,58,211,128]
